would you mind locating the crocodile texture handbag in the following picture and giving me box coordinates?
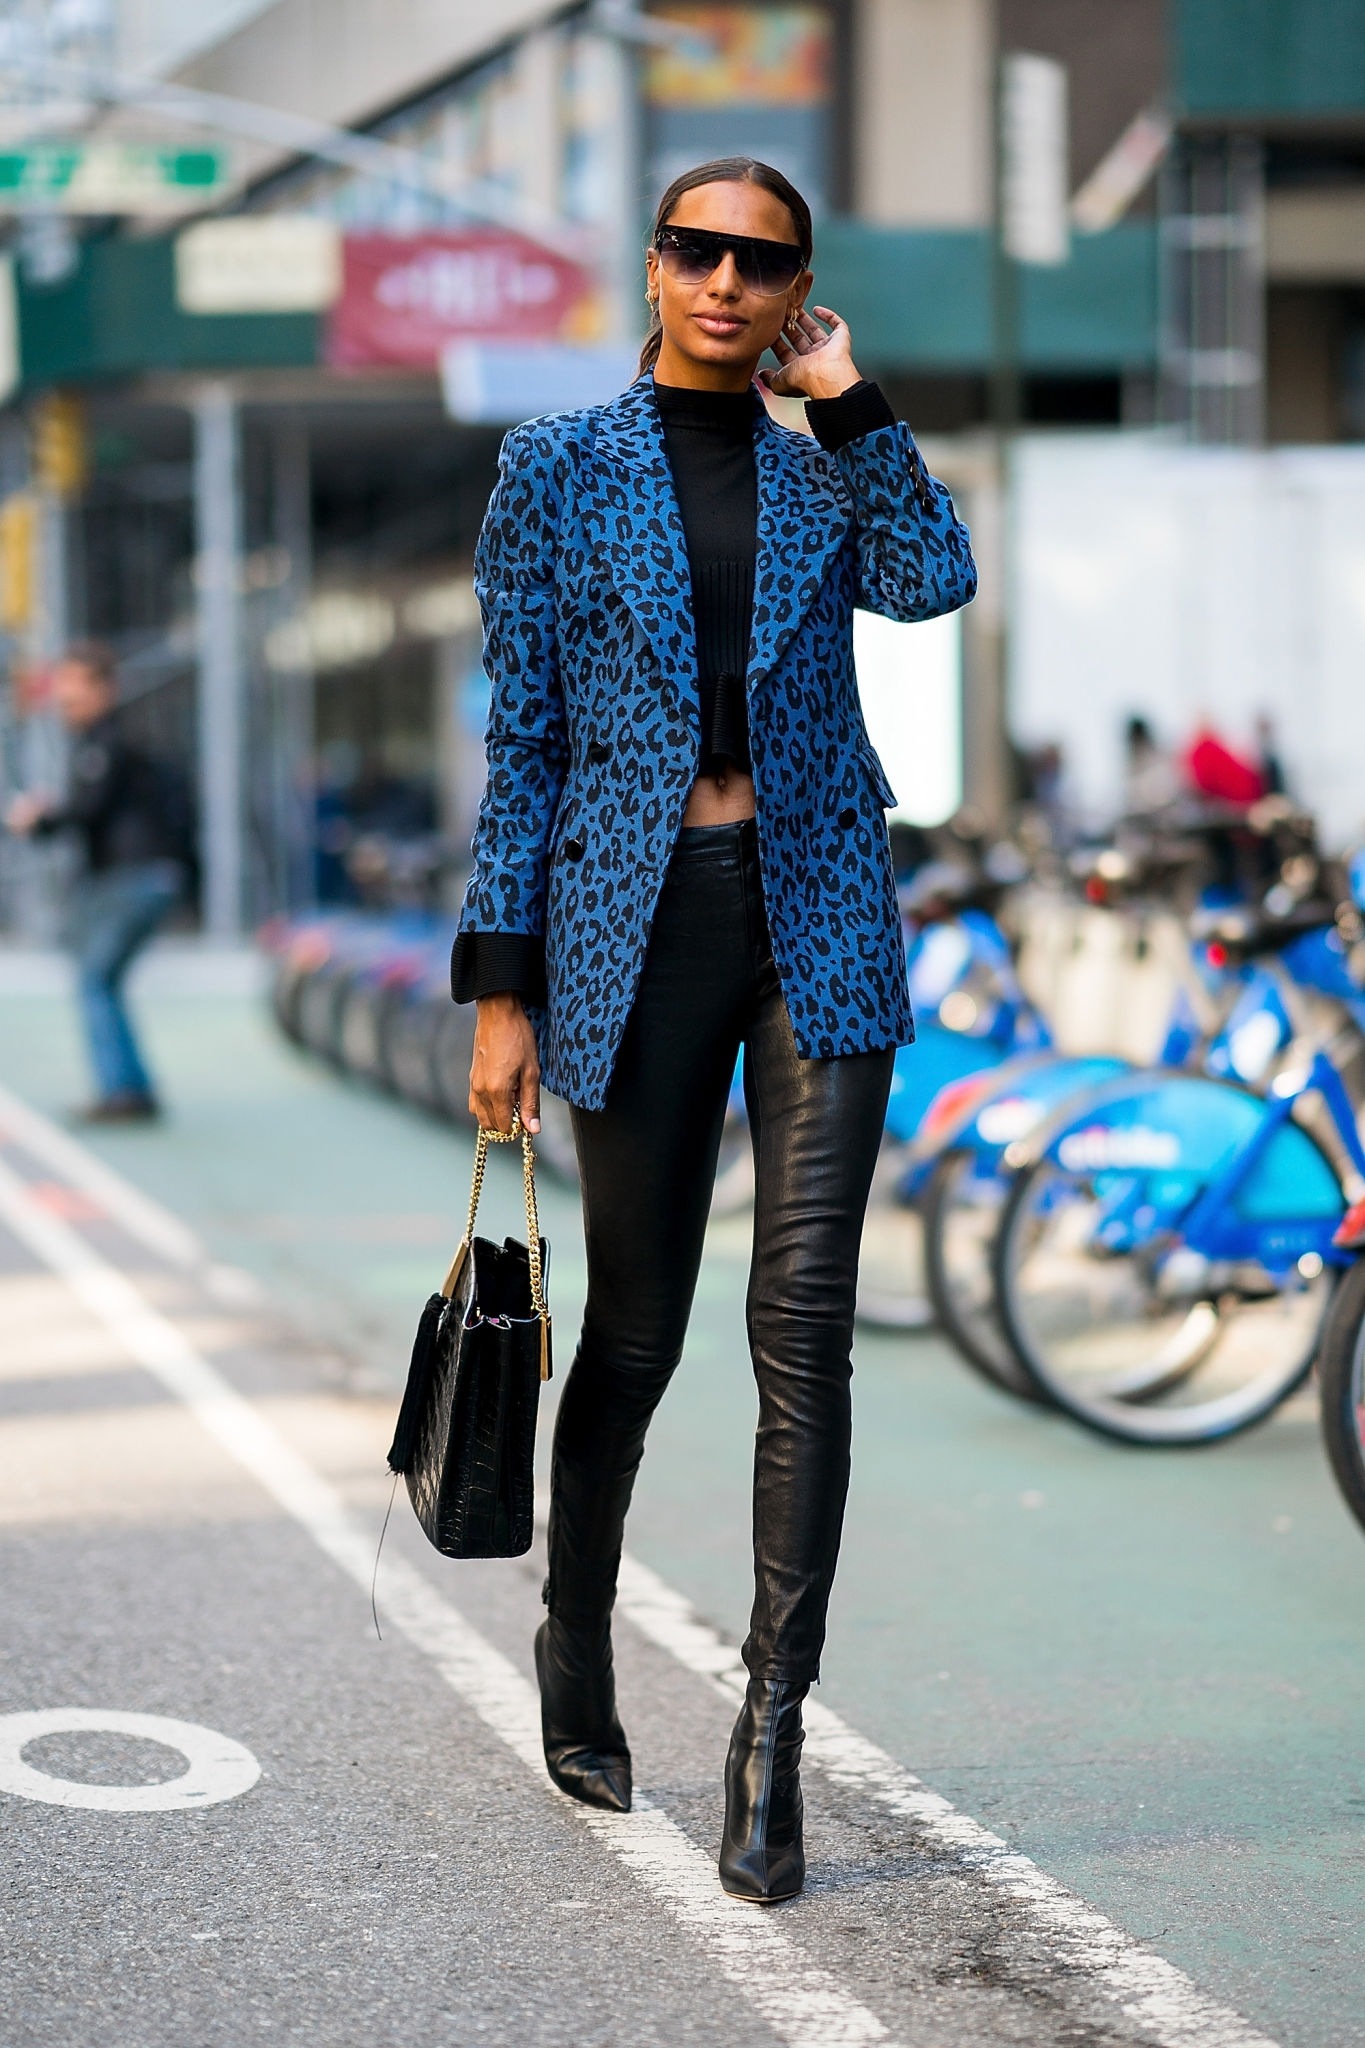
[386,1118,551,1559]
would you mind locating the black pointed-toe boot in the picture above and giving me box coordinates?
[534,1616,632,1813]
[719,1679,808,1902]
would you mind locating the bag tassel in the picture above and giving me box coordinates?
[370,1471,400,1642]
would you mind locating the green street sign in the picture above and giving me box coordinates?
[0,145,226,214]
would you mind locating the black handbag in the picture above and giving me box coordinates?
[386,1118,551,1559]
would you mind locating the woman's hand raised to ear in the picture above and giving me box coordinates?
[759,306,862,404]
[470,992,541,1135]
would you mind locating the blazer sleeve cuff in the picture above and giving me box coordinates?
[804,380,896,452]
[450,930,547,1005]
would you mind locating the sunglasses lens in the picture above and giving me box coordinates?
[749,246,804,296]
[657,230,804,297]
[657,232,720,284]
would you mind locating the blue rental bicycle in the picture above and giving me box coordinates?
[855,858,1052,1328]
[895,835,1232,1391]
[991,873,1365,1444]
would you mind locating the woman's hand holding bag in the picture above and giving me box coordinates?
[470,992,541,1135]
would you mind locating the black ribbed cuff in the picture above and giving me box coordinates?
[804,379,896,452]
[450,931,547,1005]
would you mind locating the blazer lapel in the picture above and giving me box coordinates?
[747,409,851,696]
[581,379,851,716]
[583,378,697,714]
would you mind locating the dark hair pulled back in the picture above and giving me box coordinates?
[637,156,813,378]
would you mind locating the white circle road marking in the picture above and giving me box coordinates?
[0,1710,261,1812]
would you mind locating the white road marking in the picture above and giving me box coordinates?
[0,1708,260,1812]
[0,1156,892,2048]
[612,1553,1275,2048]
[0,1101,1284,2048]
[0,1082,199,1268]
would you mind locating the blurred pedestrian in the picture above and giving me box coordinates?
[4,644,193,1122]
[1122,714,1178,815]
[453,157,977,1901]
[1255,711,1288,798]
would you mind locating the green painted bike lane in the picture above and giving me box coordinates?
[2,963,1361,2046]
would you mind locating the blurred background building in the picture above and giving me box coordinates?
[1,0,1364,937]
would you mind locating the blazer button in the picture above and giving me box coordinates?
[564,834,586,861]
[585,739,610,766]
[838,807,858,831]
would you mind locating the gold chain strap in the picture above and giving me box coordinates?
[441,1115,551,1378]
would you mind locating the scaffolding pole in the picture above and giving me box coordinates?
[193,382,245,940]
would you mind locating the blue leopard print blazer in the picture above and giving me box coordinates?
[456,372,977,1111]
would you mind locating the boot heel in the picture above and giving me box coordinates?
[719,1679,807,1902]
[535,1617,632,1813]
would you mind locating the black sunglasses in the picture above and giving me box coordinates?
[653,224,807,299]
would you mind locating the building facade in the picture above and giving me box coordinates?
[1,0,1364,931]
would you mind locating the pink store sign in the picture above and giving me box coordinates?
[326,231,597,369]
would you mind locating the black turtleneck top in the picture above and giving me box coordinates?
[451,377,897,1003]
[653,380,757,775]
[651,376,897,776]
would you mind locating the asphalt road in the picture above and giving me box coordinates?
[1,948,1363,2048]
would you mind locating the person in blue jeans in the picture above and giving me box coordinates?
[5,644,192,1122]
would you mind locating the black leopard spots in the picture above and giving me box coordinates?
[458,376,977,1111]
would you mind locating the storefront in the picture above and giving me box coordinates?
[0,1,1161,937]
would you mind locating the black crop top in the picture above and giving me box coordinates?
[451,377,897,1003]
[654,379,757,775]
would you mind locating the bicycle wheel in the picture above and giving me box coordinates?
[271,955,310,1043]
[295,961,353,1064]
[337,978,396,1087]
[922,1150,1045,1402]
[996,1149,1335,1445]
[856,1140,934,1331]
[1318,1257,1365,1535]
[383,991,443,1110]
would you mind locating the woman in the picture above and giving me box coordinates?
[453,158,976,1901]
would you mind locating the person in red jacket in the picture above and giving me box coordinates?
[1183,725,1266,807]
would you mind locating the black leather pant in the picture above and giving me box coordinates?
[547,819,893,1683]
